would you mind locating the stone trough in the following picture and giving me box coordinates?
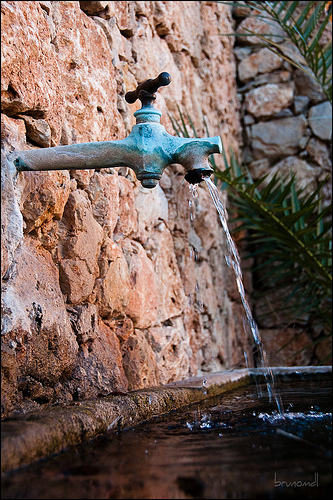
[1,365,331,474]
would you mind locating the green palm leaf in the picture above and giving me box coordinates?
[216,142,332,330]
[218,1,332,102]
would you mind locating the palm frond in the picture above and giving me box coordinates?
[218,1,332,102]
[216,140,332,331]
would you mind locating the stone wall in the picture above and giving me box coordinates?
[233,3,332,365]
[1,1,248,419]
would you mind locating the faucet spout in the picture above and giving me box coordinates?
[9,72,222,189]
[172,136,222,184]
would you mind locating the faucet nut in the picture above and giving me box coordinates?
[141,178,159,189]
[136,172,162,189]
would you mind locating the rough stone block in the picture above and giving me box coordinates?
[308,101,332,141]
[244,83,293,118]
[122,329,158,390]
[86,171,120,237]
[236,15,285,45]
[79,1,110,15]
[306,138,332,171]
[250,115,307,160]
[20,170,71,234]
[293,95,310,115]
[67,318,128,398]
[1,151,24,279]
[238,48,282,82]
[1,238,78,417]
[134,183,169,242]
[59,259,95,304]
[265,156,319,193]
[18,115,51,148]
[121,239,158,328]
[147,317,190,384]
[59,190,104,277]
[294,69,327,103]
[113,176,138,238]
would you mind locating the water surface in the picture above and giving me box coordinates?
[2,380,331,499]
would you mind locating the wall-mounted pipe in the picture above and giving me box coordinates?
[8,72,222,189]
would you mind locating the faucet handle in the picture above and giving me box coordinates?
[125,72,171,106]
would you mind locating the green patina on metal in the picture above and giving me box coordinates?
[9,72,222,188]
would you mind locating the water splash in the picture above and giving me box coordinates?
[258,410,332,424]
[204,177,284,415]
[186,412,217,430]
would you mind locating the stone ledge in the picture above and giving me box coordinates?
[1,366,331,473]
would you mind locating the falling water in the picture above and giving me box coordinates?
[188,184,198,221]
[204,177,284,414]
[188,184,204,313]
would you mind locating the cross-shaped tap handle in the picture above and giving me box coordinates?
[125,72,171,106]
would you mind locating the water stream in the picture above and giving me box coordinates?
[188,183,204,314]
[203,176,284,414]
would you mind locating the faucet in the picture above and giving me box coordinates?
[9,72,222,189]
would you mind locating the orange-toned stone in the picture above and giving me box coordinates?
[1,238,78,417]
[121,329,158,390]
[68,318,128,398]
[121,239,158,328]
[1,1,64,144]
[114,175,138,237]
[86,171,120,237]
[20,170,71,233]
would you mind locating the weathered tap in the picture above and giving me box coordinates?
[9,72,222,188]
